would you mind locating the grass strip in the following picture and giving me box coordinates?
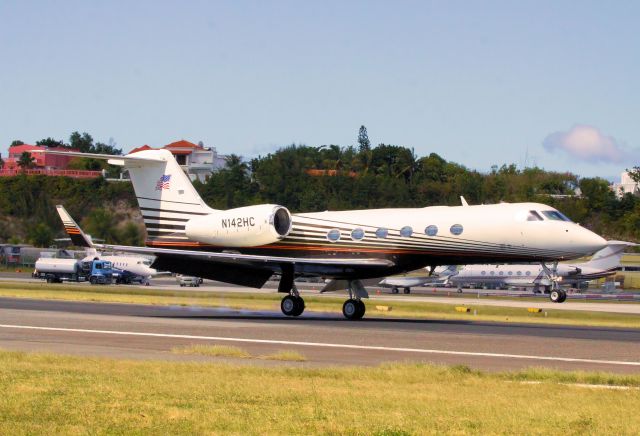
[0,281,638,328]
[1,350,640,434]
[259,350,307,362]
[171,344,251,358]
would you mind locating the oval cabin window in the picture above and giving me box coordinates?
[375,228,388,239]
[425,225,438,236]
[327,229,341,242]
[450,224,464,235]
[351,228,365,240]
[400,226,413,237]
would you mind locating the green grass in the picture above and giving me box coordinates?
[260,350,307,362]
[1,350,640,434]
[0,281,639,329]
[171,344,251,358]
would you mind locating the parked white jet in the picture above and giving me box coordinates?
[56,205,158,283]
[42,148,606,319]
[378,265,457,294]
[448,241,636,302]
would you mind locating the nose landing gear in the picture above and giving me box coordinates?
[541,262,567,303]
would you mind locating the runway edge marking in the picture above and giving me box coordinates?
[1,323,639,367]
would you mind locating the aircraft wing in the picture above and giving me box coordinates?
[95,242,394,268]
[93,242,395,288]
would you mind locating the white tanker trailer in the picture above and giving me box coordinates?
[34,258,114,284]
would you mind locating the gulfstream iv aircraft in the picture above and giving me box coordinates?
[45,149,606,319]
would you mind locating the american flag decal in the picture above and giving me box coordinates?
[155,174,171,190]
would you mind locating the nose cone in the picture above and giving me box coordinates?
[574,227,607,255]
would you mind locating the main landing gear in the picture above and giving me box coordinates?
[342,299,366,320]
[541,262,567,303]
[278,267,305,317]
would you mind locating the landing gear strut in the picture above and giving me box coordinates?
[541,262,567,303]
[278,266,305,317]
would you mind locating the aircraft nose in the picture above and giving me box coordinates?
[575,227,607,254]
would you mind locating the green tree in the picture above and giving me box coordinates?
[118,222,144,246]
[69,131,94,153]
[36,137,66,148]
[27,223,54,247]
[357,125,371,153]
[17,151,36,170]
[627,166,640,184]
[10,140,24,146]
[82,208,118,243]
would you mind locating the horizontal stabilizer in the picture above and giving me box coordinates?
[29,149,166,166]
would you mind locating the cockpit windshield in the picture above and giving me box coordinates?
[527,211,543,221]
[542,210,572,222]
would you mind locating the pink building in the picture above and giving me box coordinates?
[1,144,101,178]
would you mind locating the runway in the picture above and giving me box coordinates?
[1,297,639,373]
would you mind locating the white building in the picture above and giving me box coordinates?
[611,171,640,198]
[130,140,229,182]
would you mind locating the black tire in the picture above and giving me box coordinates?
[343,299,364,320]
[46,277,52,284]
[90,276,97,285]
[292,296,305,316]
[392,287,399,294]
[281,295,298,316]
[558,290,567,303]
[356,300,366,318]
[549,289,561,303]
[403,287,411,294]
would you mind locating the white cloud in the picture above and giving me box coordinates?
[542,125,636,164]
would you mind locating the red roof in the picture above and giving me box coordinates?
[129,145,153,154]
[9,144,44,154]
[164,140,202,149]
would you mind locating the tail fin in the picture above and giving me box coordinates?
[56,205,94,248]
[584,241,636,271]
[121,149,215,242]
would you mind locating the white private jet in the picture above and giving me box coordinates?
[378,265,457,294]
[56,205,159,283]
[448,241,636,301]
[42,148,606,319]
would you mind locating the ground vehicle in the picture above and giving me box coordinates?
[34,258,114,284]
[176,274,201,287]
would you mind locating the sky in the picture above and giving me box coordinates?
[1,0,638,180]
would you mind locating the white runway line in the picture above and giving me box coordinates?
[1,323,639,367]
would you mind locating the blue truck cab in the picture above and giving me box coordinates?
[82,260,114,285]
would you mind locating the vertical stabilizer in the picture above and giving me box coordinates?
[56,205,94,248]
[584,241,636,271]
[122,149,215,242]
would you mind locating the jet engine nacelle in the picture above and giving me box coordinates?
[185,204,292,247]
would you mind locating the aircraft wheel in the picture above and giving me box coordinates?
[292,296,305,316]
[457,288,463,293]
[343,299,364,320]
[403,287,411,294]
[356,300,366,318]
[557,290,567,303]
[281,295,302,317]
[392,287,399,294]
[549,289,561,303]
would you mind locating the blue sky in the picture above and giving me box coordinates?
[1,0,638,180]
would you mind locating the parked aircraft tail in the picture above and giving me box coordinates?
[56,205,94,248]
[584,241,637,271]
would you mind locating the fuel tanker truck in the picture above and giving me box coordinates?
[33,258,114,284]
